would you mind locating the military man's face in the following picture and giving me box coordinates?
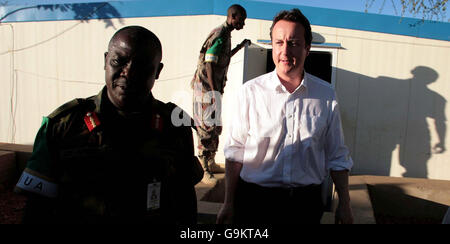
[231,12,246,30]
[104,33,163,111]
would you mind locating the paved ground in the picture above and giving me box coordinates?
[195,173,450,224]
[195,174,225,224]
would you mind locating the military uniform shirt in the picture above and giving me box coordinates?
[191,22,232,94]
[15,87,201,223]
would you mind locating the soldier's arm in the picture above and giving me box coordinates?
[205,62,216,92]
[204,37,225,93]
[230,39,251,57]
[15,117,60,223]
[181,122,204,186]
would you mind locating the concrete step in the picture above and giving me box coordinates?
[0,150,16,185]
[0,143,33,174]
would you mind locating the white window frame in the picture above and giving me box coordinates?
[310,44,339,89]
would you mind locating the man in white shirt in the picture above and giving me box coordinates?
[216,8,354,224]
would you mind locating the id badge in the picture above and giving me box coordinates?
[147,181,161,210]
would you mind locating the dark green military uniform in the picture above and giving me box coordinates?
[15,87,203,223]
[191,22,231,167]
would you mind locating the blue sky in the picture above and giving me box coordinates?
[252,0,448,20]
[3,0,449,21]
[256,0,391,13]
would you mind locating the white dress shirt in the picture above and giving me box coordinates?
[224,70,353,187]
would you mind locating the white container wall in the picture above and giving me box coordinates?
[1,2,449,180]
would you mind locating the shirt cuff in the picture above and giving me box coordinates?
[327,157,353,172]
[223,146,244,163]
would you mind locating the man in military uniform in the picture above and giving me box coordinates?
[192,4,250,184]
[15,26,203,223]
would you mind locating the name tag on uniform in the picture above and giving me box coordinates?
[147,181,161,210]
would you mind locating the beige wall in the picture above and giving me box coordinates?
[332,28,450,180]
[1,15,449,180]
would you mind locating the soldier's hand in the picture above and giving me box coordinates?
[241,39,251,47]
[432,142,445,154]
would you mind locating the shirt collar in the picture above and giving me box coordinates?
[95,86,155,117]
[93,87,104,114]
[269,70,308,93]
[301,72,309,89]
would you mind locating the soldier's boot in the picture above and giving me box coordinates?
[207,156,225,174]
[199,156,218,185]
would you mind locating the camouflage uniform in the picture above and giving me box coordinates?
[15,87,203,223]
[191,22,231,173]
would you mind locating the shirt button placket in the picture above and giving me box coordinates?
[284,97,295,184]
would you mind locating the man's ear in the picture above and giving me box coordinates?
[155,63,164,80]
[104,52,108,70]
[305,45,311,57]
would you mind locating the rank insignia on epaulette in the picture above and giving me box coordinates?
[152,113,163,131]
[84,111,101,132]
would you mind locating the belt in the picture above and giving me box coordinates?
[238,178,321,198]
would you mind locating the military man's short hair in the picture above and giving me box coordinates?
[227,4,247,18]
[109,26,162,60]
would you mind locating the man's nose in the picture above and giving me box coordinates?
[280,42,289,54]
[120,61,133,78]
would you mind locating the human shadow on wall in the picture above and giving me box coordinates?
[338,66,446,178]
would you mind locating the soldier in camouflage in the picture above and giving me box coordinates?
[15,26,203,223]
[192,4,250,184]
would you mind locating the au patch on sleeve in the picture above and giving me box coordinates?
[204,37,223,63]
[205,53,218,63]
[16,170,58,198]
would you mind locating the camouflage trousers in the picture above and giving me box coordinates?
[193,82,223,160]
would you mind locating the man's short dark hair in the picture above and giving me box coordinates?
[228,4,247,18]
[110,26,162,60]
[270,8,312,46]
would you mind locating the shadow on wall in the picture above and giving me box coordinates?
[1,2,123,28]
[0,3,124,54]
[37,3,123,28]
[338,66,446,179]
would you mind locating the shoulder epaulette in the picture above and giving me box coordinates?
[47,98,86,120]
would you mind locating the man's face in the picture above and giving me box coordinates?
[271,20,310,79]
[231,13,246,30]
[104,33,163,111]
